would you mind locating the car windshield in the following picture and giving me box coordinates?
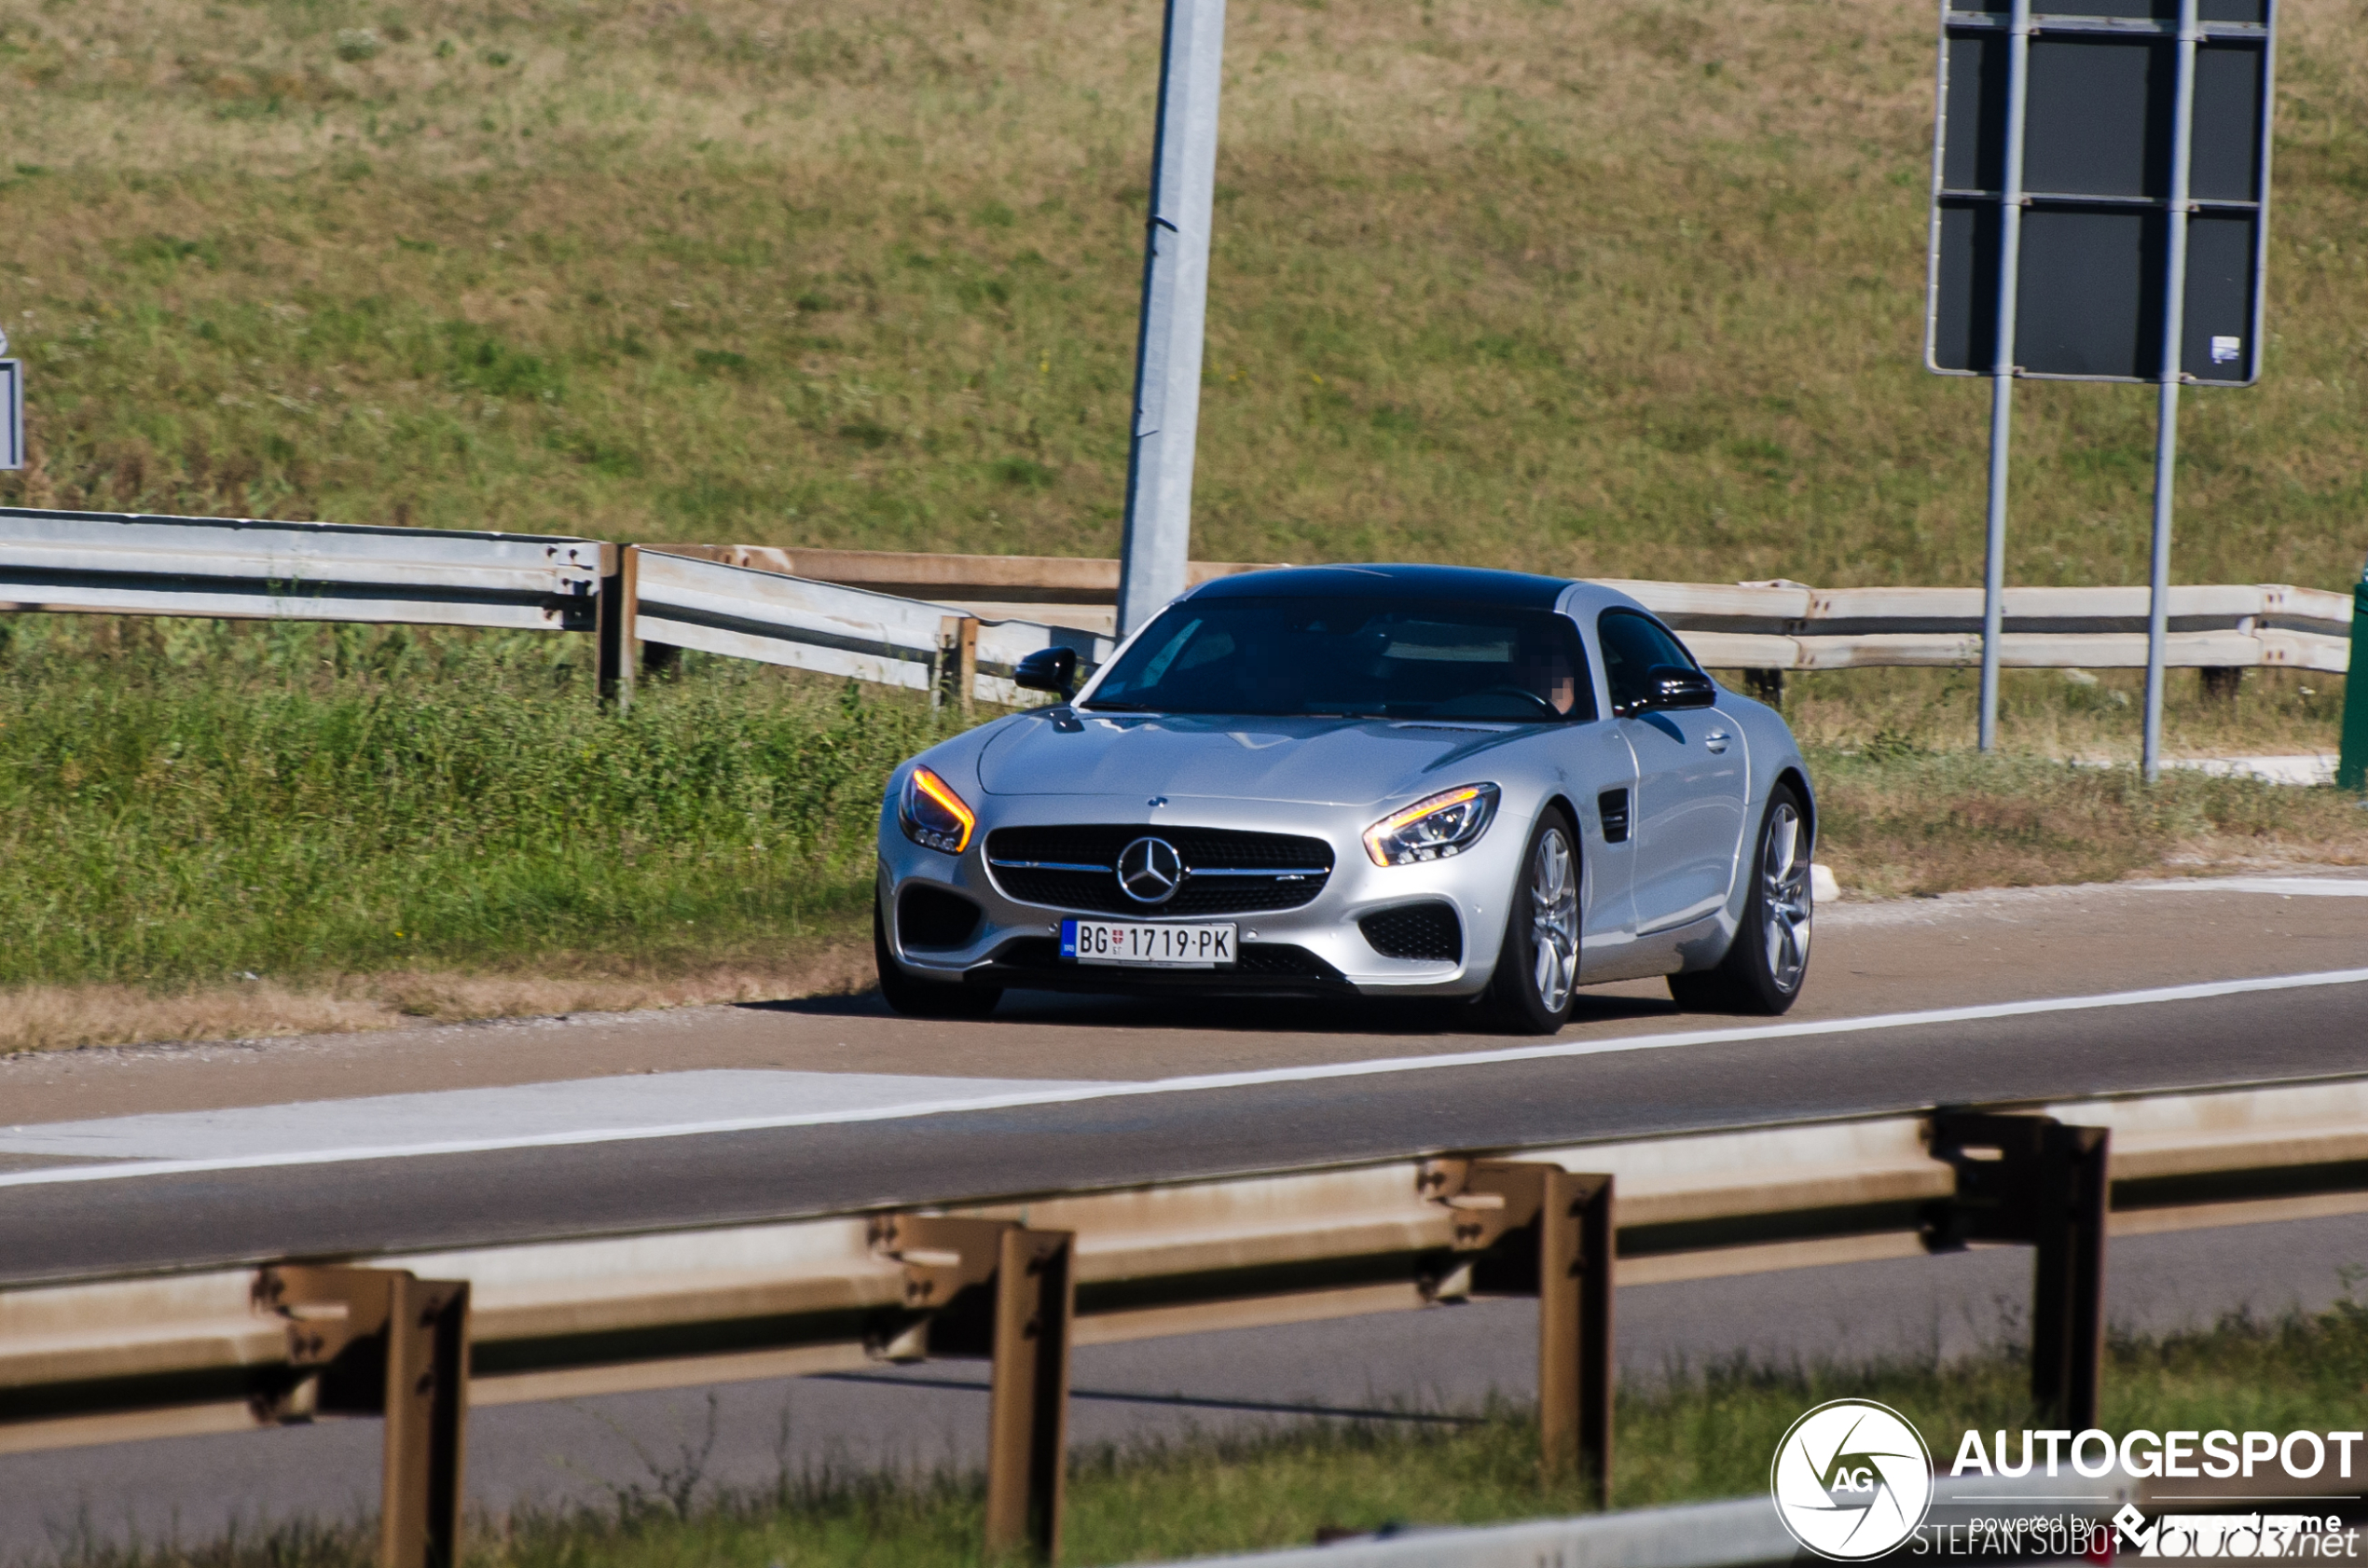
[1082,597,1595,722]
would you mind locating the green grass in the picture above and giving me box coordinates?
[0,0,2361,1006]
[52,1292,2368,1568]
[0,614,947,989]
[0,0,2364,595]
[0,616,2357,1000]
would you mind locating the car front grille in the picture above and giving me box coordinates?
[984,825,1335,917]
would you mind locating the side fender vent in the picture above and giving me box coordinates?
[1598,789,1631,845]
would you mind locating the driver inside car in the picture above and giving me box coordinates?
[1514,634,1578,718]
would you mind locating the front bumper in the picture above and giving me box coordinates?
[876,792,1525,999]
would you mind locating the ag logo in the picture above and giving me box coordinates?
[1769,1399,1934,1561]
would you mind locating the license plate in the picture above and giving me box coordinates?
[1060,919,1237,968]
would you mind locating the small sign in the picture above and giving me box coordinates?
[2210,335,2244,364]
[0,360,19,471]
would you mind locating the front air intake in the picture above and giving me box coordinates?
[898,885,984,950]
[1360,902,1463,963]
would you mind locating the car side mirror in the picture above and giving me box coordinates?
[1633,664,1715,714]
[1014,645,1079,699]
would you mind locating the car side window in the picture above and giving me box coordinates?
[1598,609,1701,715]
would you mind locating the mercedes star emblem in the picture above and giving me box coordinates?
[1116,835,1185,905]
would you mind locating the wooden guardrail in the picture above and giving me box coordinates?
[7,1074,2368,1565]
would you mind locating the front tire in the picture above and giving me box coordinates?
[874,901,1003,1020]
[1668,783,1812,1016]
[1484,806,1582,1035]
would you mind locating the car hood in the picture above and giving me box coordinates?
[976,712,1526,805]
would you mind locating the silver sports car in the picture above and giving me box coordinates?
[873,565,1815,1032]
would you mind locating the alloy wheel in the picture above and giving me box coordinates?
[1528,827,1578,1012]
[1759,803,1812,995]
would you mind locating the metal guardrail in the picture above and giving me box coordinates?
[642,543,1282,636]
[1610,578,2353,676]
[1156,1467,2368,1568]
[0,511,2351,708]
[6,1074,2368,1564]
[628,545,1116,709]
[0,506,610,631]
[1175,1496,1802,1568]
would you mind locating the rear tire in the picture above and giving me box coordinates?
[874,900,1003,1020]
[1667,783,1811,1016]
[1484,806,1582,1036]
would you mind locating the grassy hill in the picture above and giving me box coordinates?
[2,0,2364,589]
[0,0,2362,1039]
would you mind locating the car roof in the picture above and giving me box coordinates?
[1186,563,1573,608]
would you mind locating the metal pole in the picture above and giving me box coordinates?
[1115,0,1228,639]
[2143,0,2202,784]
[1979,0,2034,753]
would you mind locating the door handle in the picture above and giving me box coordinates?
[1704,729,1730,753]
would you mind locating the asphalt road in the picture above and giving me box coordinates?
[3,877,2367,1558]
[3,959,2365,1283]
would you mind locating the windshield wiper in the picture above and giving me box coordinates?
[1078,699,1157,712]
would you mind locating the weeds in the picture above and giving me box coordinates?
[0,616,948,991]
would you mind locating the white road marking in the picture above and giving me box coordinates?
[2131,877,2368,898]
[1,965,2363,1191]
[0,1070,1108,1162]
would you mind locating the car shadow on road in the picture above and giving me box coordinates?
[739,986,1680,1038]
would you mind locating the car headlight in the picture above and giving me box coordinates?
[899,765,976,855]
[1363,783,1501,867]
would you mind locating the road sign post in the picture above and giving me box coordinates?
[1116,0,1228,640]
[0,358,21,473]
[1927,0,2276,767]
[1974,0,2033,753]
[2143,0,2204,784]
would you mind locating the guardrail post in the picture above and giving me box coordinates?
[1444,1162,1615,1505]
[2341,557,2368,791]
[597,543,634,712]
[1538,1170,1614,1503]
[256,1266,471,1568]
[1927,1113,2109,1430]
[957,617,980,718]
[874,1215,1075,1564]
[985,1227,1075,1563]
[935,616,981,717]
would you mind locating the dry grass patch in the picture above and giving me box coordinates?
[1814,747,2368,898]
[0,936,874,1054]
